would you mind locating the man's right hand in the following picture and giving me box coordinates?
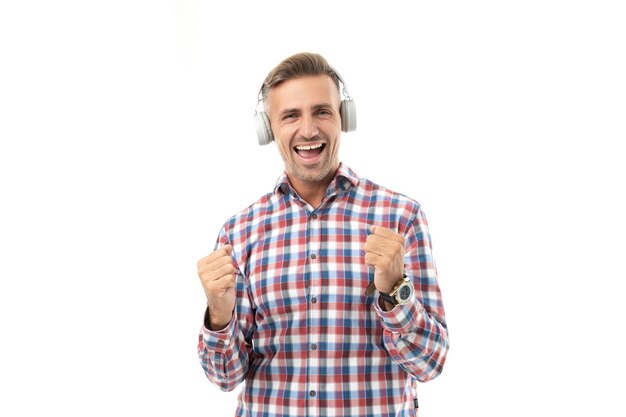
[197,245,237,330]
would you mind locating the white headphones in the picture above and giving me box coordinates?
[253,69,357,146]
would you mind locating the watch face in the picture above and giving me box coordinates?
[398,283,412,301]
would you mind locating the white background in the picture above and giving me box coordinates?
[1,1,625,416]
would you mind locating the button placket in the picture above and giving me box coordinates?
[306,209,322,415]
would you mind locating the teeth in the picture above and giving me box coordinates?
[295,143,323,151]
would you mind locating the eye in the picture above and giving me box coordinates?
[316,109,332,117]
[282,113,297,120]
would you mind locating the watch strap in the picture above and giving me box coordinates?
[378,291,398,306]
[366,274,409,304]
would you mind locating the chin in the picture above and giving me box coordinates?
[295,164,335,183]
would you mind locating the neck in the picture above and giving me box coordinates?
[289,168,338,209]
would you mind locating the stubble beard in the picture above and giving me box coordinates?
[289,154,335,183]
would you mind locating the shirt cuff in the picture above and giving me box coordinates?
[200,307,236,354]
[374,291,425,334]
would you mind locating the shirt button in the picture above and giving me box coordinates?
[216,340,225,347]
[309,390,316,397]
[311,297,317,304]
[311,343,317,351]
[310,254,317,260]
[311,213,318,220]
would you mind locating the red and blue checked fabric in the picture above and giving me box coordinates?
[198,163,449,417]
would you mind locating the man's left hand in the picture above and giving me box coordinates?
[364,225,405,294]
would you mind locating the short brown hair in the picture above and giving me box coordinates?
[261,52,341,103]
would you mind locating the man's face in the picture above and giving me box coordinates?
[267,75,342,185]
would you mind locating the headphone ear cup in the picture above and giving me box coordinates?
[254,111,274,145]
[340,99,357,132]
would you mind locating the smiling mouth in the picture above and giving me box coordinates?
[294,142,326,159]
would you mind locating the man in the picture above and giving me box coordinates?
[197,52,449,416]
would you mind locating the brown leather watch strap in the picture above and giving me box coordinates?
[365,280,377,296]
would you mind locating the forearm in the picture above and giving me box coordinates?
[197,308,250,391]
[376,295,449,381]
[375,206,449,381]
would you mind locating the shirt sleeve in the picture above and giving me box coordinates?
[197,230,256,392]
[373,207,450,382]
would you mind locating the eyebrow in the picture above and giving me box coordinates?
[312,103,334,111]
[279,108,300,117]
[278,103,335,117]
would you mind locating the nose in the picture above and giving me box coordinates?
[299,114,319,139]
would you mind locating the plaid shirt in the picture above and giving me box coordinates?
[198,163,449,417]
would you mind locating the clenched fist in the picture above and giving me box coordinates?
[364,225,405,294]
[197,245,237,330]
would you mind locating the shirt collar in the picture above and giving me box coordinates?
[274,162,360,197]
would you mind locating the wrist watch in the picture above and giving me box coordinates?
[378,275,414,306]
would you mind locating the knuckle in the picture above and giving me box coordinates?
[222,280,235,291]
[198,254,212,266]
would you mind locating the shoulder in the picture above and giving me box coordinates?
[355,177,422,214]
[348,176,426,236]
[221,191,282,233]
